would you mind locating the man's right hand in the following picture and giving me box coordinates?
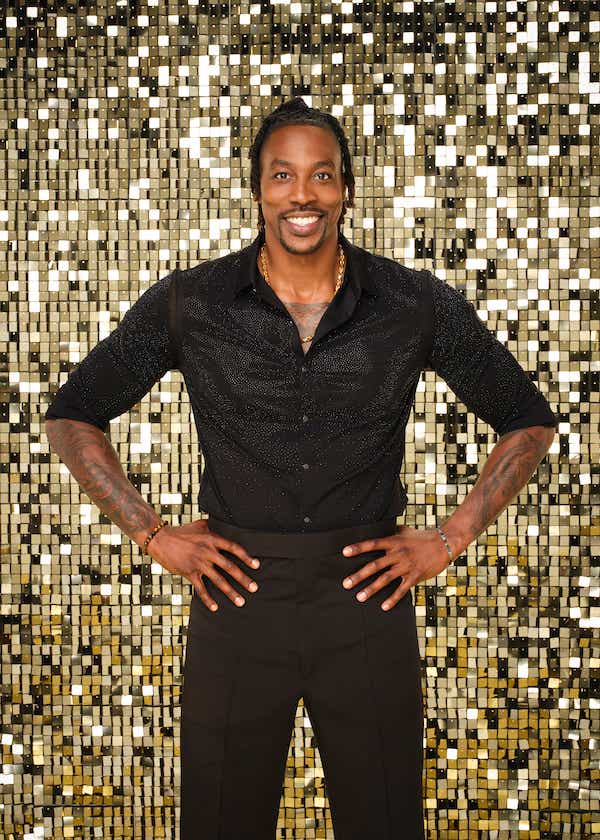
[43,420,257,613]
[147,520,260,612]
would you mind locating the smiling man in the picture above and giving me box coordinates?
[45,97,557,839]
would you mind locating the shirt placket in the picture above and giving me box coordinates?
[298,358,314,526]
[253,265,362,529]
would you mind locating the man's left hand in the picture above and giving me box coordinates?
[341,525,454,611]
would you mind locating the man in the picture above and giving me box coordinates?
[45,97,557,839]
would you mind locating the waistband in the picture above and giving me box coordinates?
[206,516,398,560]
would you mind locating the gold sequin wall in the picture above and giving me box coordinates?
[1,0,597,838]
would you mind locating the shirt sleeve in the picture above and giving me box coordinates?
[422,269,558,437]
[44,270,178,433]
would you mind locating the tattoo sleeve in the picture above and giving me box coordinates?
[45,418,162,550]
[439,424,556,561]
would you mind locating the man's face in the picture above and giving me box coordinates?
[255,123,346,256]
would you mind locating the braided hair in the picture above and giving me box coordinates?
[248,97,355,236]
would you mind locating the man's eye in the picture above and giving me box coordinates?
[273,172,331,180]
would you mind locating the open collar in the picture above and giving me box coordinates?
[223,229,379,305]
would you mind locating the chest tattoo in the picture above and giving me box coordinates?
[281,300,329,354]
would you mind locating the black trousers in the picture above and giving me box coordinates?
[180,516,425,840]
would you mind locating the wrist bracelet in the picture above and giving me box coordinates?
[435,525,454,562]
[143,520,169,555]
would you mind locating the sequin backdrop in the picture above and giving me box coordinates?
[2,1,597,838]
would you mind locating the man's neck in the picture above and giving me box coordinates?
[257,234,341,303]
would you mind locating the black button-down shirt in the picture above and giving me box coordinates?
[45,229,558,532]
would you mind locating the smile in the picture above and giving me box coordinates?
[283,215,324,235]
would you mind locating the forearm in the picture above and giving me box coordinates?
[45,418,162,551]
[439,424,556,562]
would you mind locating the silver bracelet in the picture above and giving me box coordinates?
[436,526,454,562]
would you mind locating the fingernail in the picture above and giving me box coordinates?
[249,582,258,592]
[210,604,218,612]
[381,602,390,610]
[343,578,352,588]
[343,547,352,555]
[235,596,245,606]
[357,591,366,602]
[252,558,260,567]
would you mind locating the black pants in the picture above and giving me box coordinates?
[180,516,425,840]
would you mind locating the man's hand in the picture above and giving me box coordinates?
[339,425,556,613]
[340,525,451,611]
[149,520,260,613]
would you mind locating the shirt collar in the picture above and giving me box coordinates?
[224,229,379,304]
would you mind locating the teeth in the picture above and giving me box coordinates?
[286,216,320,225]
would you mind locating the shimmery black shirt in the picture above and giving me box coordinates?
[45,230,558,532]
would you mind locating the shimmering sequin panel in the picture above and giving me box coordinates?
[4,1,595,838]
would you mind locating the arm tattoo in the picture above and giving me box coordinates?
[441,425,556,558]
[45,418,161,548]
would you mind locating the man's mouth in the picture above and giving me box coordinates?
[283,214,324,235]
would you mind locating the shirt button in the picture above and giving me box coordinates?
[303,516,311,524]
[302,463,310,470]
[302,414,309,423]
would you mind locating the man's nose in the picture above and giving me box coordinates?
[287,178,319,204]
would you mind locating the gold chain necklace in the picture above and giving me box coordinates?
[259,242,346,343]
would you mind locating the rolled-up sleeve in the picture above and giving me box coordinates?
[422,269,558,437]
[45,270,178,433]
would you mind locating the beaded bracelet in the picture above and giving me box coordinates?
[143,519,169,555]
[435,525,454,563]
